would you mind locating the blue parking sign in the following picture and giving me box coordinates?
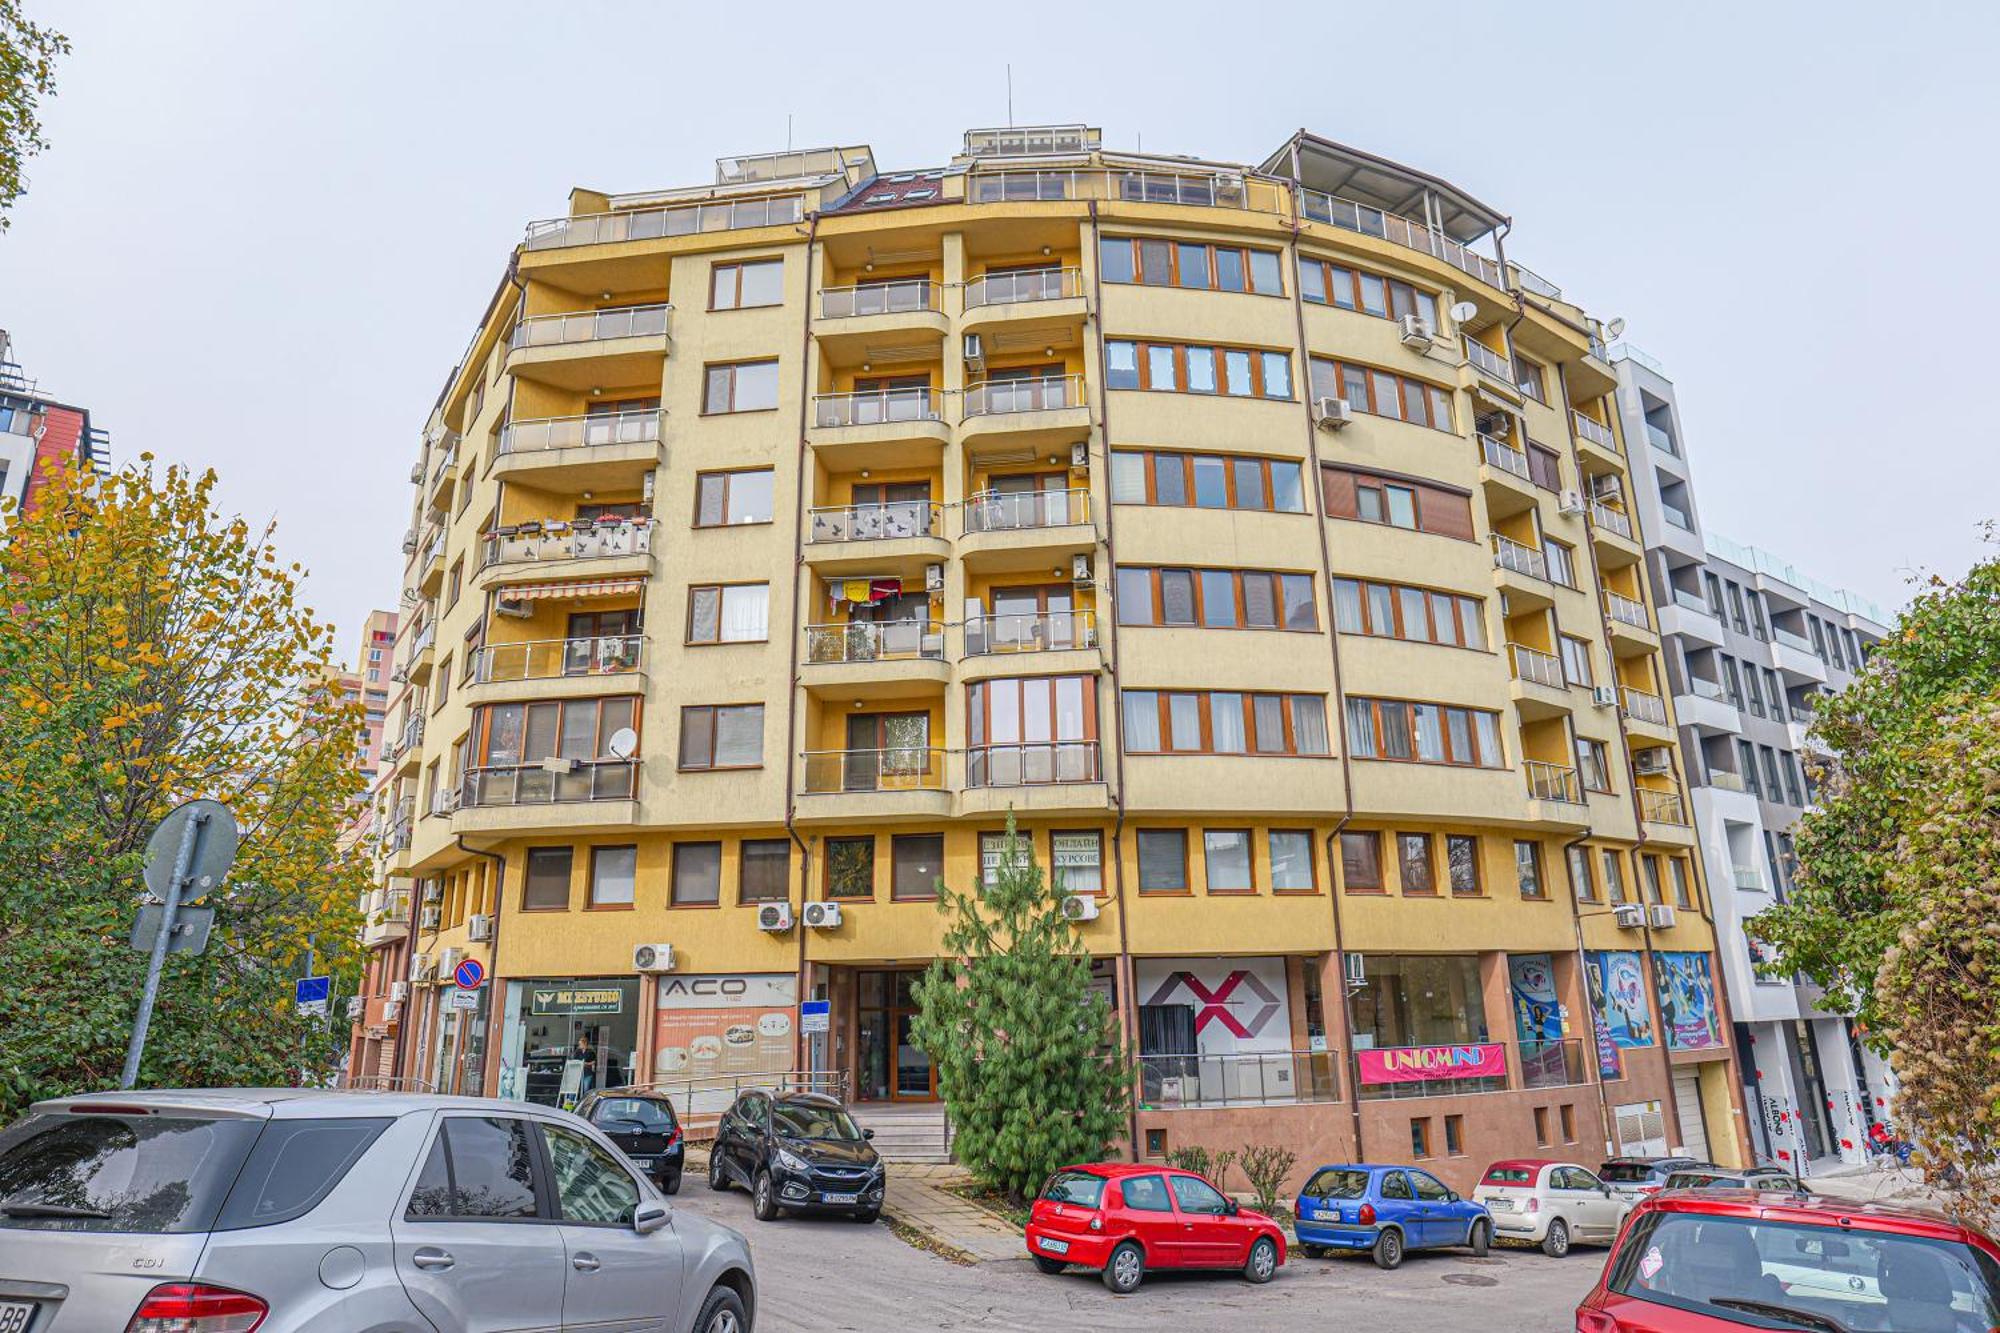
[294,976,331,1007]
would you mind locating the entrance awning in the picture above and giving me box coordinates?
[498,577,646,602]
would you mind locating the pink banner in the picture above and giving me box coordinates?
[1357,1043,1509,1085]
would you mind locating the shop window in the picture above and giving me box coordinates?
[523,847,573,911]
[1445,1114,1464,1157]
[670,842,721,906]
[1398,833,1435,895]
[979,830,1034,890]
[1410,1120,1431,1159]
[1447,835,1481,896]
[1269,830,1315,892]
[1051,830,1104,895]
[588,845,636,907]
[1340,831,1383,892]
[891,834,943,901]
[738,838,790,904]
[1136,829,1188,893]
[825,837,875,899]
[1349,954,1490,1049]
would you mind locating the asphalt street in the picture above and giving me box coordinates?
[673,1184,1601,1331]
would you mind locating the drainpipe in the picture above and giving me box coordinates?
[784,210,823,1072]
[1286,144,1365,1162]
[457,834,508,1096]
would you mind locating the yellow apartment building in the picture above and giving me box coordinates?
[350,125,1749,1187]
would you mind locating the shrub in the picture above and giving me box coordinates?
[1238,1144,1298,1216]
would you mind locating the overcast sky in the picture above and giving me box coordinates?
[4,1,1995,654]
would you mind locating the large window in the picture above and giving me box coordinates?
[1099,236,1284,295]
[1340,830,1383,892]
[588,846,636,907]
[702,359,780,413]
[1136,829,1188,893]
[1321,466,1474,540]
[1120,690,1329,756]
[1349,954,1491,1049]
[473,698,639,793]
[1104,339,1293,399]
[1331,578,1486,649]
[1576,737,1612,793]
[1269,830,1316,892]
[1115,567,1317,631]
[966,675,1098,786]
[1203,829,1254,893]
[670,843,721,906]
[1108,449,1306,514]
[1051,831,1104,895]
[687,584,770,644]
[710,259,783,310]
[1298,256,1439,329]
[739,839,790,904]
[678,704,764,770]
[1308,357,1454,431]
[891,834,943,901]
[524,847,573,911]
[1344,697,1503,767]
[1559,635,1595,687]
[693,469,775,527]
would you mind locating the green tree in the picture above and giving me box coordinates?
[0,459,368,1117]
[0,1,68,228]
[910,817,1128,1203]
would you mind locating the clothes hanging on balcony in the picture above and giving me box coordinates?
[829,576,905,613]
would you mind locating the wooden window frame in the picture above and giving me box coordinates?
[1397,832,1437,896]
[1514,839,1547,900]
[1201,827,1257,895]
[472,697,642,767]
[1602,849,1629,904]
[1344,696,1503,768]
[669,840,723,908]
[890,832,945,902]
[709,258,784,312]
[1267,828,1319,895]
[1103,338,1294,400]
[692,467,776,529]
[1102,236,1286,296]
[1119,689,1329,758]
[1299,256,1441,330]
[1050,828,1107,897]
[701,358,781,415]
[1135,828,1190,895]
[823,835,876,900]
[1332,576,1486,650]
[1110,449,1308,514]
[685,582,771,645]
[586,844,638,911]
[1446,834,1482,897]
[1117,566,1318,632]
[678,703,765,772]
[1340,830,1384,894]
[522,845,574,912]
[738,837,792,905]
[1568,844,1597,901]
[1309,356,1454,432]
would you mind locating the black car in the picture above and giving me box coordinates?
[575,1090,685,1193]
[707,1090,885,1222]
[1661,1164,1802,1193]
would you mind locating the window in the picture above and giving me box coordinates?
[1545,540,1577,589]
[891,834,944,901]
[1167,1174,1234,1217]
[1641,854,1666,905]
[1398,833,1435,895]
[1446,835,1481,896]
[1120,690,1329,756]
[213,1117,393,1230]
[1350,954,1490,1050]
[1760,746,1783,798]
[1203,829,1254,893]
[1119,1175,1174,1213]
[967,675,1097,786]
[1344,697,1503,767]
[710,259,783,310]
[687,584,770,644]
[671,842,722,906]
[1602,850,1628,903]
[1576,738,1612,793]
[1298,257,1440,329]
[523,847,572,910]
[1116,567,1317,631]
[1568,845,1596,901]
[543,1125,640,1226]
[1782,752,1805,807]
[1308,357,1453,431]
[1340,830,1382,892]
[1330,577,1485,648]
[1444,1115,1465,1157]
[1108,449,1307,513]
[588,845,636,907]
[1321,466,1474,541]
[1559,1104,1578,1143]
[979,831,1033,890]
[702,359,780,413]
[1669,858,1693,908]
[1738,739,1763,796]
[1512,353,1545,403]
[1533,1107,1551,1147]
[446,560,463,611]
[1527,443,1563,492]
[1101,236,1284,294]
[1137,829,1188,893]
[825,837,875,899]
[407,1118,541,1220]
[1269,830,1315,892]
[1102,339,1293,399]
[1410,1122,1431,1159]
[694,469,775,527]
[739,839,790,904]
[1559,635,1595,687]
[1514,840,1546,899]
[679,704,764,770]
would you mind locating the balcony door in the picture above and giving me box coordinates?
[981,471,1067,530]
[564,608,641,675]
[851,374,931,424]
[988,585,1074,652]
[980,364,1067,413]
[856,969,935,1102]
[844,711,930,791]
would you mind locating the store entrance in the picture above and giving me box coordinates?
[503,978,640,1109]
[856,969,936,1102]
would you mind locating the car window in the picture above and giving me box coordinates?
[0,1112,260,1235]
[1041,1170,1105,1207]
[1119,1175,1174,1213]
[1566,1168,1605,1192]
[771,1103,864,1141]
[406,1117,542,1220]
[1381,1172,1414,1201]
[1599,1162,1655,1183]
[747,1096,770,1132]
[1304,1168,1371,1199]
[543,1126,640,1226]
[1481,1165,1536,1186]
[215,1118,392,1230]
[593,1098,676,1134]
[1409,1172,1450,1202]
[1169,1175,1231,1215]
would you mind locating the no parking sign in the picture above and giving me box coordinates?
[454,958,485,990]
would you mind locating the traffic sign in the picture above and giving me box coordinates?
[143,799,239,904]
[453,958,486,990]
[800,999,831,1035]
[295,976,332,1008]
[130,904,214,955]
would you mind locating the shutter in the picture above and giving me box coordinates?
[1416,484,1475,541]
[1673,1070,1711,1160]
[1527,444,1563,492]
[1320,466,1359,519]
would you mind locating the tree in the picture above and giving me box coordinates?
[0,458,368,1117]
[0,1,68,229]
[910,817,1129,1203]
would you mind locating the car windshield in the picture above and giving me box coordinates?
[0,1112,262,1234]
[1664,1172,1727,1190]
[771,1103,863,1141]
[1609,1210,2000,1332]
[1601,1162,1662,1183]
[1483,1166,1537,1185]
[1303,1168,1371,1200]
[1041,1170,1105,1207]
[595,1098,676,1133]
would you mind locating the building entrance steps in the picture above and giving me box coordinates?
[850,1102,957,1164]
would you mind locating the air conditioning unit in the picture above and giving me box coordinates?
[1060,894,1100,922]
[1647,904,1678,930]
[418,905,440,930]
[1314,397,1353,430]
[1591,685,1619,708]
[1343,952,1367,987]
[962,333,985,367]
[1634,749,1674,776]
[1559,490,1587,516]
[1070,554,1092,584]
[382,1000,402,1023]
[1612,903,1646,930]
[802,901,843,930]
[756,902,795,933]
[400,529,419,554]
[633,942,676,973]
[495,596,533,619]
[924,563,944,593]
[409,461,425,484]
[438,947,464,975]
[1398,315,1435,349]
[421,882,443,903]
[389,980,410,1002]
[467,913,493,942]
[346,996,366,1019]
[1070,441,1089,469]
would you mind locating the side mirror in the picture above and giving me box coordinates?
[1446,1191,1460,1203]
[1602,1185,1613,1197]
[1224,1199,1240,1216]
[863,1128,876,1140]
[633,1201,670,1235]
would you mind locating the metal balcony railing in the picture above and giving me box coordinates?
[394,795,416,823]
[1638,786,1689,826]
[394,714,424,757]
[474,635,644,683]
[1136,1050,1341,1109]
[523,195,803,250]
[1300,189,1506,289]
[962,373,1084,417]
[482,518,653,566]
[510,304,671,349]
[804,621,944,664]
[964,610,1097,657]
[812,388,942,429]
[966,740,1102,789]
[799,747,946,795]
[462,758,639,807]
[1519,1039,1589,1090]
[1508,642,1565,690]
[1493,534,1549,581]
[401,619,436,667]
[1573,412,1618,451]
[1464,337,1511,380]
[1623,688,1668,726]
[1605,591,1651,629]
[1590,501,1633,539]
[1480,433,1531,480]
[806,501,940,543]
[819,279,937,319]
[964,267,1083,308]
[418,531,444,575]
[1524,760,1583,805]
[500,410,663,456]
[961,487,1091,533]
[969,168,1285,213]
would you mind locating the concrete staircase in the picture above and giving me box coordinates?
[852,1102,955,1164]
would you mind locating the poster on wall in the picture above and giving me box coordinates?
[1587,951,1655,1048]
[1508,954,1562,1043]
[1654,951,1723,1052]
[653,974,798,1105]
[1135,957,1291,1055]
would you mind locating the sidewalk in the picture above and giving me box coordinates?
[1803,1160,1943,1208]
[883,1163,1024,1263]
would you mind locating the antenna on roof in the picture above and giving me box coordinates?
[1006,64,1013,128]
[786,114,793,152]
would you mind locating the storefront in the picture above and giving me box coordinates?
[1135,956,1307,1107]
[855,969,934,1102]
[498,978,641,1108]
[1348,954,1504,1098]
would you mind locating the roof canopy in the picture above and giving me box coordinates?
[1260,131,1507,244]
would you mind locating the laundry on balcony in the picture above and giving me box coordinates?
[830,576,906,611]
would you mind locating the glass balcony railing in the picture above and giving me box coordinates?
[1480,433,1531,481]
[1605,592,1651,629]
[799,747,946,795]
[1660,500,1695,531]
[523,195,803,250]
[969,168,1284,213]
[510,304,671,349]
[481,517,653,566]
[1639,786,1690,826]
[1519,1039,1589,1090]
[806,501,941,543]
[1493,534,1548,581]
[964,610,1097,657]
[964,267,1083,308]
[1508,643,1565,690]
[962,373,1083,417]
[1672,588,1714,615]
[804,620,944,664]
[1524,760,1583,805]
[966,740,1102,789]
[1136,1050,1341,1109]
[1590,501,1633,540]
[462,758,638,806]
[961,487,1090,533]
[819,279,938,320]
[1300,189,1506,289]
[1623,687,1668,726]
[1707,768,1747,793]
[1646,422,1678,456]
[1773,626,1817,654]
[1464,338,1511,380]
[1688,675,1730,702]
[1573,412,1618,451]
[474,635,643,682]
[500,410,663,456]
[813,388,942,429]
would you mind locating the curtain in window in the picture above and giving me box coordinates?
[720,586,768,641]
[1346,698,1376,757]
[1293,697,1330,755]
[1122,692,1160,752]
[1210,693,1246,753]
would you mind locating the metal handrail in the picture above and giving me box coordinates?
[1638,786,1689,826]
[396,714,424,756]
[966,740,1102,789]
[500,410,663,455]
[1464,337,1511,380]
[1480,433,1530,480]
[1524,760,1583,804]
[799,746,947,795]
[474,635,644,683]
[961,487,1090,533]
[963,373,1084,417]
[964,610,1098,657]
[481,518,654,566]
[1623,687,1668,725]
[804,620,944,664]
[1605,591,1651,629]
[523,195,803,250]
[511,304,671,349]
[812,387,943,429]
[964,266,1083,308]
[1508,642,1564,690]
[462,758,639,806]
[1135,1050,1341,1109]
[819,279,937,319]
[404,619,437,660]
[1493,534,1548,581]
[806,501,941,543]
[1590,500,1633,539]
[1573,412,1618,451]
[1300,188,1507,289]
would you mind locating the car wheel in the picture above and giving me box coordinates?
[752,1169,781,1222]
[1542,1217,1570,1258]
[662,1170,682,1196]
[1297,1243,1325,1259]
[693,1283,747,1333]
[1103,1241,1145,1293]
[1243,1236,1279,1284]
[1469,1219,1491,1257]
[707,1153,729,1192]
[1372,1228,1404,1270]
[1034,1256,1067,1275]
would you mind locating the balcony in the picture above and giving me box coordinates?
[478,518,654,591]
[963,610,1099,663]
[1603,591,1659,656]
[361,889,411,947]
[815,278,948,345]
[1622,686,1668,727]
[455,759,640,835]
[969,167,1287,214]
[1572,411,1619,456]
[523,195,803,251]
[425,438,462,512]
[1659,590,1725,647]
[1589,500,1633,541]
[1491,535,1555,610]
[1706,768,1748,794]
[1508,642,1571,720]
[1477,434,1537,515]
[810,388,950,467]
[803,500,946,572]
[1136,1049,1341,1110]
[796,746,951,822]
[802,621,949,695]
[1646,422,1679,457]
[1524,760,1584,806]
[400,619,437,685]
[388,714,424,774]
[1639,785,1693,837]
[415,529,446,596]
[961,741,1106,816]
[470,635,643,701]
[1676,675,1740,733]
[959,374,1090,446]
[963,267,1086,325]
[1463,337,1516,390]
[1518,1038,1590,1091]
[1732,865,1766,891]
[1771,630,1830,685]
[493,410,665,493]
[958,486,1094,571]
[1659,499,1696,532]
[1299,189,1505,290]
[506,305,672,391]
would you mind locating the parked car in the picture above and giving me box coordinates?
[0,1089,755,1333]
[1576,1187,2000,1331]
[1659,1164,1801,1194]
[1473,1159,1629,1256]
[1599,1155,1707,1206]
[1026,1163,1285,1293]
[707,1090,884,1222]
[576,1089,685,1193]
[1294,1163,1492,1269]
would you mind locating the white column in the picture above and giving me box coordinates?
[1810,1018,1868,1166]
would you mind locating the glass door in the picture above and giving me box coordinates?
[855,970,936,1101]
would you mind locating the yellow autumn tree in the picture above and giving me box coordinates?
[0,458,368,1114]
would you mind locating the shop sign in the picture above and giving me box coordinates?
[653,973,796,1010]
[1654,951,1723,1052]
[448,988,481,1011]
[1358,1043,1508,1085]
[532,985,624,1016]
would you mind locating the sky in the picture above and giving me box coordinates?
[3,1,1996,654]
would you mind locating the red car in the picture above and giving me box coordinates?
[1576,1187,2000,1331]
[1026,1162,1287,1293]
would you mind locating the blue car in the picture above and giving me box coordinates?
[1294,1163,1492,1269]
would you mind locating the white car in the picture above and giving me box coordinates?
[1471,1158,1630,1257]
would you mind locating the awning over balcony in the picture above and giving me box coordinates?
[501,577,646,602]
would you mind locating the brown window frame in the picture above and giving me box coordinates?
[1116,566,1319,632]
[1200,827,1257,895]
[701,358,781,415]
[1446,834,1482,897]
[1343,696,1503,768]
[1321,465,1474,542]
[1514,839,1547,900]
[1397,832,1436,896]
[669,841,723,908]
[1135,827,1190,895]
[1298,256,1441,331]
[709,258,784,311]
[1576,736,1613,794]
[1108,448,1309,514]
[1102,236,1285,296]
[1104,338,1294,400]
[1308,356,1454,432]
[472,696,642,767]
[586,844,638,910]
[522,845,573,912]
[1339,830,1383,893]
[738,838,791,905]
[678,703,765,772]
[823,835,876,900]
[1568,844,1597,901]
[1331,577,1487,650]
[685,582,771,645]
[1119,689,1330,758]
[692,467,777,528]
[890,832,945,902]
[1602,849,1629,904]
[1267,828,1319,895]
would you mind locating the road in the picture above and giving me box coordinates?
[672,1184,1602,1331]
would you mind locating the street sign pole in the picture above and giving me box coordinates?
[120,810,207,1089]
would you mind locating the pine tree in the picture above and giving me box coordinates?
[910,815,1129,1204]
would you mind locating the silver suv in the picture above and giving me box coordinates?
[0,1088,755,1332]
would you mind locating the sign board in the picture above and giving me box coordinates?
[448,988,482,1011]
[1356,1042,1509,1086]
[653,973,795,1010]
[295,976,332,1008]
[143,799,240,904]
[454,958,486,990]
[558,1058,585,1110]
[800,999,831,1035]
[129,903,214,956]
[532,985,624,1016]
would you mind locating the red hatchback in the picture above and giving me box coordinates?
[1577,1188,2000,1331]
[1026,1163,1287,1293]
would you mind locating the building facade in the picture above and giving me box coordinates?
[1610,345,1891,1173]
[354,126,1751,1186]
[0,329,112,514]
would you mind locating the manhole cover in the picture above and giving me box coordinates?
[1443,1273,1500,1287]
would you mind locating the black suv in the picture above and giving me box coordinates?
[708,1090,885,1222]
[574,1090,685,1193]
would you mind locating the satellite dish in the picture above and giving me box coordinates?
[1449,301,1478,325]
[1606,317,1627,340]
[606,728,639,761]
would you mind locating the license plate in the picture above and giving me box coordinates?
[0,1301,36,1333]
[824,1192,858,1205]
[1039,1238,1069,1255]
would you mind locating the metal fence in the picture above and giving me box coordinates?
[1135,1050,1341,1109]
